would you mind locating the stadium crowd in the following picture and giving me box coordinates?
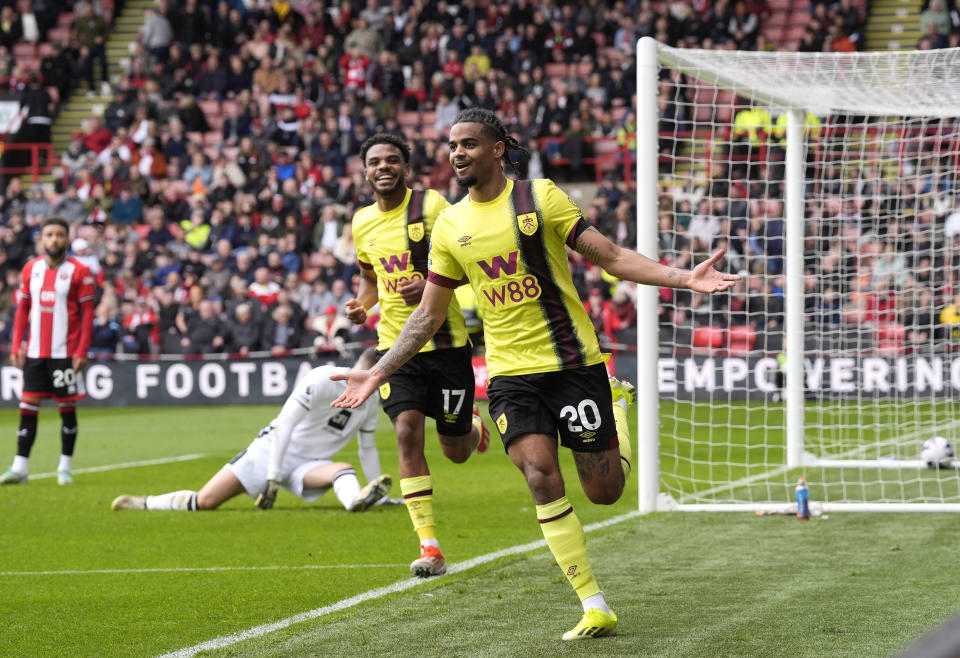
[0,0,883,360]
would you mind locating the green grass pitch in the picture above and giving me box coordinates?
[1,403,959,656]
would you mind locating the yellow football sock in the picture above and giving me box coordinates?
[612,401,632,481]
[537,496,600,601]
[400,475,436,542]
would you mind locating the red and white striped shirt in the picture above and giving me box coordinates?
[12,256,95,359]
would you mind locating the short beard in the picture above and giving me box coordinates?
[46,245,66,260]
[455,174,478,189]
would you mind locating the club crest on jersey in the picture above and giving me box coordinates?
[379,382,391,399]
[408,222,425,242]
[496,412,508,434]
[517,212,538,236]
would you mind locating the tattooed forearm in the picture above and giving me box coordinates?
[668,269,676,279]
[371,307,439,379]
[574,226,613,264]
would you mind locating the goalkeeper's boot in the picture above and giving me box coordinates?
[562,608,618,641]
[472,404,490,454]
[410,544,446,577]
[111,495,146,510]
[608,376,637,408]
[348,474,392,512]
[0,468,27,484]
[57,469,73,485]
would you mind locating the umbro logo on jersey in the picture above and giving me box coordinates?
[458,235,472,247]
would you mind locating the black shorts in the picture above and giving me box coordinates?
[487,362,616,452]
[375,345,475,435]
[22,357,87,402]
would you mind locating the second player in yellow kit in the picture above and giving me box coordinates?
[347,134,489,579]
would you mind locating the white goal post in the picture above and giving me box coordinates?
[636,37,960,513]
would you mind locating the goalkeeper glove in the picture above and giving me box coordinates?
[255,479,279,509]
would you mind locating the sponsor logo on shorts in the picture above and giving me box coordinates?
[496,412,508,434]
[566,564,578,576]
[444,413,457,424]
[580,431,597,439]
[379,382,391,399]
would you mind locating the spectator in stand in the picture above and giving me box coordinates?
[89,303,122,357]
[311,304,351,353]
[922,0,952,48]
[248,266,282,310]
[24,187,52,225]
[225,301,263,355]
[122,297,158,354]
[179,298,227,354]
[74,2,110,96]
[263,303,304,355]
[141,0,173,62]
[112,188,143,225]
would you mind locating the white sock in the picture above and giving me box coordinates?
[58,455,72,472]
[421,538,440,549]
[145,490,198,511]
[12,455,28,474]
[331,468,361,509]
[582,592,611,615]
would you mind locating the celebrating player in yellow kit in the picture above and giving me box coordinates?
[333,110,738,639]
[346,133,489,578]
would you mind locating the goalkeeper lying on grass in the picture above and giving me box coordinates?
[111,348,399,513]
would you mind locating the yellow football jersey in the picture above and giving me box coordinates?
[427,179,603,378]
[353,188,470,353]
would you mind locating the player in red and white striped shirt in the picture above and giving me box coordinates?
[1,217,95,485]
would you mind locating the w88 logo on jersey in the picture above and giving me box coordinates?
[479,274,542,308]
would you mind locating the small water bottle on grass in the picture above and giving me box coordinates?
[795,477,810,521]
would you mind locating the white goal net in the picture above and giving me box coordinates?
[636,39,960,512]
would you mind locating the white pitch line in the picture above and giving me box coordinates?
[0,564,408,577]
[30,454,210,479]
[158,510,641,658]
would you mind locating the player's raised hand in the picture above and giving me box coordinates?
[397,277,426,306]
[255,479,279,509]
[344,298,367,325]
[330,368,379,408]
[688,249,741,293]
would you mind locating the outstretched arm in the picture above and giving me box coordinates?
[574,226,740,293]
[331,282,454,408]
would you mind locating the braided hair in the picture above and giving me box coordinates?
[359,133,411,165]
[452,108,529,174]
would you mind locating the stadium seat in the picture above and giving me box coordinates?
[398,112,420,129]
[727,325,757,355]
[693,325,726,350]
